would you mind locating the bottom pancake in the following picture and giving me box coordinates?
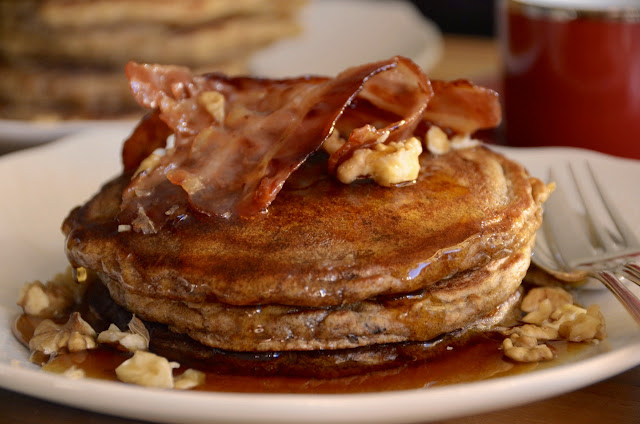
[81,278,522,378]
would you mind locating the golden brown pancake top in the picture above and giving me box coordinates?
[63,145,548,308]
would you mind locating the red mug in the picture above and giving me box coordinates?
[499,0,640,159]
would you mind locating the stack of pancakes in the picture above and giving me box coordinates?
[65,143,549,377]
[60,56,550,378]
[0,0,304,120]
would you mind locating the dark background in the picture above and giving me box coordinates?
[409,0,496,36]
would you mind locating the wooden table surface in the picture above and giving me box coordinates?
[1,35,639,424]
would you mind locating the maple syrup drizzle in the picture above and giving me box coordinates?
[13,312,607,394]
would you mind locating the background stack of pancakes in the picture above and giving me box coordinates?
[0,0,305,120]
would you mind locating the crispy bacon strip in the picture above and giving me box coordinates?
[121,57,432,220]
[422,79,501,134]
[119,58,501,226]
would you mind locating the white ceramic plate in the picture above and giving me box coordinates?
[0,0,442,148]
[0,118,137,148]
[1,127,639,424]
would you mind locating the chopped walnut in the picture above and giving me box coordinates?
[508,323,559,341]
[115,351,178,389]
[198,91,225,124]
[322,130,346,155]
[550,303,587,324]
[449,133,481,150]
[17,268,87,319]
[425,126,482,155]
[97,316,150,352]
[29,312,97,362]
[336,137,423,186]
[558,304,606,342]
[17,283,49,317]
[425,126,450,155]
[322,129,423,187]
[521,287,573,313]
[502,333,554,362]
[502,284,606,363]
[521,298,554,325]
[174,369,206,390]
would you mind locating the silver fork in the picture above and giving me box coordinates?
[531,161,640,325]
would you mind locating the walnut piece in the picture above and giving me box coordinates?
[198,91,225,124]
[558,304,606,342]
[323,129,423,187]
[521,298,554,325]
[425,126,481,155]
[336,137,423,186]
[501,285,606,363]
[17,267,87,318]
[449,133,481,150]
[502,333,554,362]
[521,287,573,313]
[18,283,49,317]
[174,369,206,390]
[425,126,450,155]
[322,130,345,155]
[115,351,178,389]
[97,315,150,352]
[29,312,97,362]
[508,323,559,341]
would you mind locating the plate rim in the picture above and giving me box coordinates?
[0,128,639,424]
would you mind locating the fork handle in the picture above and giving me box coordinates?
[622,263,640,288]
[593,271,640,326]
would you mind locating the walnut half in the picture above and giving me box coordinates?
[115,351,207,390]
[29,312,97,363]
[115,351,178,389]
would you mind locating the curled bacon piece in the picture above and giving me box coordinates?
[120,56,433,221]
[327,58,432,173]
[422,79,501,135]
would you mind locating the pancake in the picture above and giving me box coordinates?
[60,57,549,373]
[63,146,546,308]
[80,277,522,378]
[100,237,532,351]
